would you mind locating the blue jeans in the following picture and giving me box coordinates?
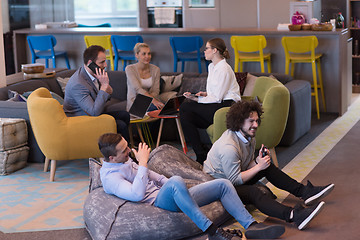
[154,176,255,232]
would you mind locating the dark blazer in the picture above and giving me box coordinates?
[63,67,110,116]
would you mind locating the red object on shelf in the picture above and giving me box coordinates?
[292,11,305,25]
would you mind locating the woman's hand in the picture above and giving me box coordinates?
[196,91,207,97]
[152,99,164,109]
[183,92,199,101]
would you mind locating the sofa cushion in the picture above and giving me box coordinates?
[243,73,258,96]
[178,76,207,95]
[56,77,70,93]
[7,90,27,102]
[22,91,64,105]
[234,72,247,95]
[160,74,183,93]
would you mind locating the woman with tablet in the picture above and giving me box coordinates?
[180,38,241,164]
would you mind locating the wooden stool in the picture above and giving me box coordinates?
[148,110,188,153]
[282,36,326,119]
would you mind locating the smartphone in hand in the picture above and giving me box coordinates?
[87,61,100,73]
[261,146,268,157]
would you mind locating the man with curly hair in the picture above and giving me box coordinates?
[203,100,334,230]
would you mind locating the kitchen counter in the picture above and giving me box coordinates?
[13,27,351,115]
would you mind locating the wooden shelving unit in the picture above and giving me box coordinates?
[349,0,360,89]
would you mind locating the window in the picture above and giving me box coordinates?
[74,0,138,27]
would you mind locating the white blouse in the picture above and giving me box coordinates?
[198,59,241,104]
[140,77,153,90]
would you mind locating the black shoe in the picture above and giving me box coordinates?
[245,223,285,239]
[224,229,243,238]
[208,228,241,240]
[292,201,325,230]
[196,153,207,165]
[301,180,335,206]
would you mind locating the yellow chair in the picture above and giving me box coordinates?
[281,36,326,119]
[84,35,115,70]
[27,88,117,181]
[207,77,290,167]
[231,35,271,73]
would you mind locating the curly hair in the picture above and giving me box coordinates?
[226,100,263,131]
[98,133,123,162]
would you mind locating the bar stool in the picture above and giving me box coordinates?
[27,35,71,69]
[111,35,143,71]
[281,36,326,119]
[148,110,188,153]
[231,35,271,73]
[169,36,209,73]
[84,35,115,70]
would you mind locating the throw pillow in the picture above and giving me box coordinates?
[234,72,247,95]
[22,91,64,105]
[88,158,103,192]
[178,76,207,95]
[56,77,71,93]
[160,74,183,93]
[242,73,258,96]
[7,90,27,102]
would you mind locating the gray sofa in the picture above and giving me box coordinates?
[0,69,310,163]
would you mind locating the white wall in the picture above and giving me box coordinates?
[183,0,295,29]
[0,0,6,87]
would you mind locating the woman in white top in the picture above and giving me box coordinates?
[180,38,241,164]
[125,43,165,111]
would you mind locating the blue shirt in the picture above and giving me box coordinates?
[100,159,168,204]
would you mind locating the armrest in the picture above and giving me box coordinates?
[0,101,29,120]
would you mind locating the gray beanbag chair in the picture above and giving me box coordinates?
[83,144,231,240]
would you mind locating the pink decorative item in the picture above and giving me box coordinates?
[292,11,305,25]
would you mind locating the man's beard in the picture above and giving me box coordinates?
[240,127,256,138]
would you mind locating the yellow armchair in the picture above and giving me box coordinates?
[27,88,117,181]
[207,77,290,166]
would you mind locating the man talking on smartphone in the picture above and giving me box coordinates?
[63,45,130,140]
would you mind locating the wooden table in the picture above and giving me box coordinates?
[129,116,158,149]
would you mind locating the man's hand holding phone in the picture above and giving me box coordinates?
[88,61,113,95]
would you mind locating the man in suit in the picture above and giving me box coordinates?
[63,45,130,140]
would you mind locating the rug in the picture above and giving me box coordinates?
[223,95,360,229]
[0,160,89,233]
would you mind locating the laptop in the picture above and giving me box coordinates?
[129,94,153,120]
[158,95,185,117]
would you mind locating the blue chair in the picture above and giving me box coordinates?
[77,23,111,27]
[111,35,143,71]
[27,35,70,69]
[169,36,208,73]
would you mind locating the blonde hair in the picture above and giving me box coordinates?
[134,42,150,55]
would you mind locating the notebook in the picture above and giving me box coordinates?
[158,95,185,117]
[129,94,153,120]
